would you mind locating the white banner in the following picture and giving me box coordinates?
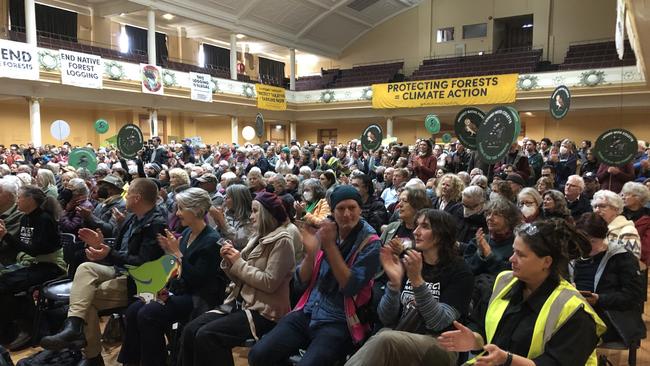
[0,39,39,80]
[141,64,164,95]
[615,0,625,60]
[60,49,103,89]
[190,72,212,102]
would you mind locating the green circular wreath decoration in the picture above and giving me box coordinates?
[162,70,177,87]
[38,50,59,71]
[360,87,373,100]
[210,78,220,94]
[517,75,539,91]
[242,84,255,98]
[104,61,125,80]
[320,90,335,103]
[579,70,606,87]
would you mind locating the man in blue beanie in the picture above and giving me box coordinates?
[249,185,381,366]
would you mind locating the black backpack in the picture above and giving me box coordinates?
[15,350,81,366]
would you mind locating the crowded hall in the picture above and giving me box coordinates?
[2,0,650,365]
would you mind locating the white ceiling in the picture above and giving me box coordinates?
[44,0,422,60]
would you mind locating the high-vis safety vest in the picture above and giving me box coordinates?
[466,271,606,366]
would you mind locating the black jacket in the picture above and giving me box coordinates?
[361,196,389,234]
[567,194,592,219]
[106,206,166,267]
[3,207,60,257]
[457,213,488,244]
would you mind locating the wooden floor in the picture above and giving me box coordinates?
[10,301,650,366]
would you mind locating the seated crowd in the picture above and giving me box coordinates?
[0,134,649,366]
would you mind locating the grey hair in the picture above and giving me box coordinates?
[457,171,471,186]
[37,169,56,189]
[462,185,486,203]
[299,166,312,176]
[301,178,326,200]
[592,190,624,215]
[485,198,522,230]
[0,164,11,177]
[470,175,488,189]
[46,162,60,175]
[68,178,89,196]
[518,187,542,207]
[17,173,33,186]
[269,174,287,189]
[264,171,275,179]
[176,187,212,218]
[621,182,650,206]
[226,184,253,222]
[0,178,19,201]
[567,175,585,190]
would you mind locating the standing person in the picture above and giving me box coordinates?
[344,210,474,366]
[438,220,605,366]
[41,179,166,366]
[179,192,295,366]
[248,186,381,366]
[149,136,168,166]
[597,162,635,193]
[580,148,599,176]
[0,186,63,349]
[118,188,225,366]
[493,143,531,182]
[524,139,543,183]
[413,140,437,182]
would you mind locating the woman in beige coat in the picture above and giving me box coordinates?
[179,192,295,366]
[592,189,642,259]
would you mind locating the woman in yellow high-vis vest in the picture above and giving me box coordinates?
[438,219,607,366]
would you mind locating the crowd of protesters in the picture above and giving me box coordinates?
[0,134,649,366]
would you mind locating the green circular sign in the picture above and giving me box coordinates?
[361,124,383,152]
[441,133,453,144]
[594,128,637,166]
[454,107,484,149]
[477,106,517,164]
[506,106,521,143]
[69,148,97,173]
[425,114,441,134]
[94,119,109,134]
[117,124,144,159]
[550,85,571,120]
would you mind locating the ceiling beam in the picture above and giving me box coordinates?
[296,0,351,38]
[95,0,145,17]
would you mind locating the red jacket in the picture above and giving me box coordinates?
[413,154,437,182]
[596,163,635,193]
[634,215,650,265]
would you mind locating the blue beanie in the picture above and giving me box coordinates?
[330,185,363,211]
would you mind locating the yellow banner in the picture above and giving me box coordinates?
[371,74,518,109]
[256,84,287,111]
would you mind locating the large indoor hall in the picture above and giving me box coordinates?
[1,0,650,365]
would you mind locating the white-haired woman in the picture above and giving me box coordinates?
[592,190,641,259]
[118,188,225,366]
[59,178,93,235]
[621,182,650,264]
[36,169,58,199]
[458,185,488,244]
[517,187,542,223]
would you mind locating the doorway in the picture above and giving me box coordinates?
[493,14,533,52]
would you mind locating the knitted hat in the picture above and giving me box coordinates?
[281,146,290,154]
[255,192,288,224]
[330,185,362,211]
[506,173,526,187]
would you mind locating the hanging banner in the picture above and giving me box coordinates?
[371,74,518,109]
[255,84,287,111]
[615,0,626,60]
[59,49,103,89]
[189,72,212,102]
[0,39,39,81]
[141,64,164,95]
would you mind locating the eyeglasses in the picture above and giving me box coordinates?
[592,203,610,210]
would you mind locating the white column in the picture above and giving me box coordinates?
[147,9,156,65]
[290,121,297,141]
[231,116,239,145]
[386,117,394,137]
[29,98,42,147]
[289,48,296,91]
[149,109,158,137]
[25,0,37,46]
[230,33,237,80]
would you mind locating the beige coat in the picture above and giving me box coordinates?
[221,225,296,322]
[608,215,641,259]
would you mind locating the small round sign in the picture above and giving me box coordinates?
[50,120,71,141]
[454,107,484,149]
[242,126,256,141]
[69,148,97,173]
[550,85,571,120]
[424,114,441,134]
[441,133,453,144]
[117,124,144,159]
[477,106,517,164]
[255,113,264,138]
[361,124,383,152]
[594,128,637,166]
[94,119,109,134]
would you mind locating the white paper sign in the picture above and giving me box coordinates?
[141,64,164,95]
[615,0,626,60]
[190,72,212,102]
[60,49,103,89]
[0,39,39,80]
